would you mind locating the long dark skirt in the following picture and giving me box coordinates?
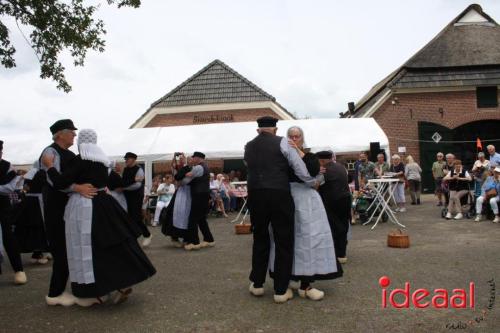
[161,191,187,239]
[14,196,49,253]
[70,192,156,298]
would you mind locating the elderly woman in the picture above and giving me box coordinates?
[472,152,490,198]
[443,160,472,220]
[474,166,500,223]
[404,155,422,205]
[152,175,175,227]
[268,126,342,301]
[390,154,406,212]
[43,129,156,306]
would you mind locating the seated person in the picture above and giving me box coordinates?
[475,166,500,223]
[152,175,175,227]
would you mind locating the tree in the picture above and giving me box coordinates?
[0,0,140,92]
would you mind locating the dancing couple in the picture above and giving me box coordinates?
[245,117,343,303]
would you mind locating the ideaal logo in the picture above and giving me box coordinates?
[379,276,475,309]
[379,276,496,330]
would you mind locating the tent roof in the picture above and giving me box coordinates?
[6,119,388,165]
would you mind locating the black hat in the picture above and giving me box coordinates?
[192,151,205,159]
[50,119,77,135]
[0,140,3,151]
[256,116,278,128]
[316,151,333,159]
[124,152,138,160]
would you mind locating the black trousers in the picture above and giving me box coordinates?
[43,189,69,297]
[128,200,150,238]
[0,197,23,272]
[248,189,294,295]
[186,193,214,245]
[325,196,351,258]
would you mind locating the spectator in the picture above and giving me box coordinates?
[474,165,500,223]
[405,155,422,205]
[390,154,406,212]
[442,153,455,206]
[443,160,472,220]
[358,152,376,188]
[152,175,175,227]
[217,174,230,214]
[353,157,361,191]
[432,152,446,206]
[472,152,490,198]
[487,145,500,167]
[374,153,389,177]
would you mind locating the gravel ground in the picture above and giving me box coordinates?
[0,194,499,333]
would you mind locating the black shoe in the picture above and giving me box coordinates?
[411,202,416,205]
[417,199,421,205]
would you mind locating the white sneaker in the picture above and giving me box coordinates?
[493,216,500,223]
[474,215,481,222]
[445,212,452,219]
[14,271,27,285]
[274,288,293,304]
[46,292,77,306]
[141,235,152,247]
[249,283,264,297]
[399,207,406,213]
[454,213,463,220]
[298,288,324,301]
[289,280,300,291]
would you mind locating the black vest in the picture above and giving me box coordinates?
[244,132,290,191]
[448,169,469,191]
[122,165,144,194]
[319,162,351,201]
[40,143,76,190]
[190,162,209,194]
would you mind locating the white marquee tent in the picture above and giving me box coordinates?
[6,118,388,188]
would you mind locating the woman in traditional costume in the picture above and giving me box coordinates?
[269,126,342,301]
[43,129,156,306]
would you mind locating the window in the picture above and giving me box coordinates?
[476,86,498,108]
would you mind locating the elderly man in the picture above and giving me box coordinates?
[122,152,152,247]
[432,152,446,206]
[244,116,317,304]
[474,165,500,223]
[0,140,27,284]
[183,152,215,251]
[374,153,389,177]
[358,152,376,188]
[487,145,500,167]
[40,119,97,306]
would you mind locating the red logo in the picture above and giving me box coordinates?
[379,276,475,309]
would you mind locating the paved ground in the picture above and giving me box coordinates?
[0,194,499,333]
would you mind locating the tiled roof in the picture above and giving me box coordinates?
[151,59,277,107]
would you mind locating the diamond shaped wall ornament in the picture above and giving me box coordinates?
[432,132,442,143]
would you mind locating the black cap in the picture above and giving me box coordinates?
[124,152,138,160]
[0,140,3,151]
[192,151,205,159]
[50,119,77,134]
[316,151,333,159]
[257,116,278,128]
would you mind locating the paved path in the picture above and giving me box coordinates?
[0,195,499,332]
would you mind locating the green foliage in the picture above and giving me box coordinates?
[0,0,141,92]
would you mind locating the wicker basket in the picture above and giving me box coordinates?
[235,223,252,235]
[387,229,410,248]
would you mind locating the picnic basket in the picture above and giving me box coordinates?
[387,229,410,248]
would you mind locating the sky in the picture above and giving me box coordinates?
[1,0,500,163]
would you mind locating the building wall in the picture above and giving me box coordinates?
[145,108,281,127]
[373,90,500,163]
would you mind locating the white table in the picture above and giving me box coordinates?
[363,178,405,230]
[229,181,249,224]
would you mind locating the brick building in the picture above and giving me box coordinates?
[130,59,294,128]
[342,4,500,192]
